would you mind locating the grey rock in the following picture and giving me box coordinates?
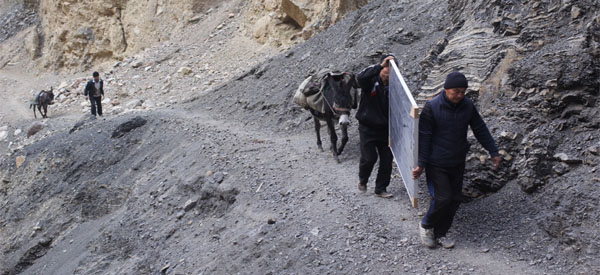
[27,121,44,137]
[126,99,143,109]
[552,163,569,175]
[553,153,582,164]
[111,116,147,138]
[131,61,143,68]
[571,6,582,20]
[183,198,198,212]
[160,263,170,273]
[561,104,584,118]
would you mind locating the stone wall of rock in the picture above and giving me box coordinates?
[35,0,203,70]
[1,0,369,70]
[416,0,599,193]
[244,0,369,47]
[415,0,599,258]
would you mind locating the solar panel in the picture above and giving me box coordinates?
[389,61,420,208]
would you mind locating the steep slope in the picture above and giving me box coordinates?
[0,0,598,274]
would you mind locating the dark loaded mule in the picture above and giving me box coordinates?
[30,87,54,118]
[308,72,359,163]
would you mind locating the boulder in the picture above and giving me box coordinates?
[16,156,26,168]
[553,153,583,164]
[561,104,584,118]
[57,81,69,90]
[126,99,143,109]
[131,61,143,68]
[27,122,44,137]
[281,0,308,27]
[178,67,193,76]
[111,116,147,138]
[112,106,124,114]
[571,6,582,20]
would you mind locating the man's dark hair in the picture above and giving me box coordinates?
[380,54,396,63]
[92,71,99,77]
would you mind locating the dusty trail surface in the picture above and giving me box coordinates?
[1,103,546,274]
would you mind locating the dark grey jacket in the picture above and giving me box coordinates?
[84,79,104,97]
[418,90,499,167]
[355,64,389,131]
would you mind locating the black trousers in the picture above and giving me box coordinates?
[90,96,102,116]
[421,163,465,239]
[358,125,393,193]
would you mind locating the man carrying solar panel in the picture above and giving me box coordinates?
[412,72,502,249]
[355,55,396,198]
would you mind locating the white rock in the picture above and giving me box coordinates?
[0,126,7,131]
[0,131,7,142]
[553,153,569,162]
[57,81,69,90]
[102,97,111,104]
[131,61,143,68]
[57,94,68,103]
[142,100,155,108]
[126,99,143,109]
[112,106,123,114]
[178,66,193,76]
[14,129,22,136]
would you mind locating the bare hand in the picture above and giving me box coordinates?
[492,156,502,170]
[412,166,424,179]
[380,56,395,68]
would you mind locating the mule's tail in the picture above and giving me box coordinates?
[30,104,37,118]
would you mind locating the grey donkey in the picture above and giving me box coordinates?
[30,87,54,118]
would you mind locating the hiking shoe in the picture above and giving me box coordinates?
[358,182,367,192]
[419,223,435,248]
[375,192,393,198]
[437,237,455,249]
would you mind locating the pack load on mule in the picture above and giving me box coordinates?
[292,68,360,163]
[293,68,359,113]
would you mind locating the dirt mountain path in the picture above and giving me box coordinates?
[0,69,40,123]
[4,102,552,274]
[0,69,81,124]
[149,107,547,274]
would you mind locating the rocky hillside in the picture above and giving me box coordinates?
[0,0,598,274]
[1,0,369,71]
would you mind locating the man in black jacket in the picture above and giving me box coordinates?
[412,72,501,249]
[355,55,395,198]
[84,71,104,117]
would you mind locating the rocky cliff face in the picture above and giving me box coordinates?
[247,0,368,46]
[36,0,207,69]
[1,0,368,71]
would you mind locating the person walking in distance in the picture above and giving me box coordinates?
[412,72,502,248]
[355,55,396,198]
[84,71,104,117]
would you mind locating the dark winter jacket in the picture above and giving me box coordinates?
[355,64,389,131]
[84,79,104,97]
[418,91,499,167]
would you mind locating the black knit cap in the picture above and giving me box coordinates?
[380,53,396,63]
[444,72,468,89]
